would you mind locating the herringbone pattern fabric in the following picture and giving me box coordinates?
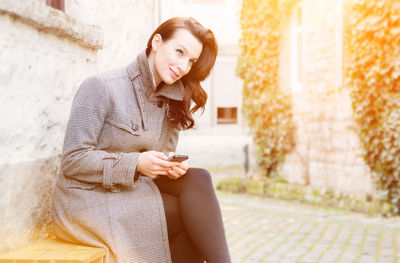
[52,50,185,263]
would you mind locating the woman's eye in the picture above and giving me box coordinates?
[176,49,183,56]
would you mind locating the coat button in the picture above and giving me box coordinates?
[157,101,163,108]
[132,123,139,132]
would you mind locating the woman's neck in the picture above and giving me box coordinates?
[147,53,161,86]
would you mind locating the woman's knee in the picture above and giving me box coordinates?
[185,168,213,188]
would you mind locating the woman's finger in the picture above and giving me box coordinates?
[151,151,168,160]
[171,162,188,173]
[153,170,168,176]
[172,166,185,175]
[166,167,185,180]
[155,158,176,169]
[153,166,169,173]
[166,170,180,180]
[170,165,186,178]
[177,161,189,171]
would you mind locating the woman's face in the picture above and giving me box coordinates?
[149,29,203,86]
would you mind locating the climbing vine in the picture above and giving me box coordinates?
[237,0,297,176]
[344,0,400,215]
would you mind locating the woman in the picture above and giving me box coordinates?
[52,17,231,263]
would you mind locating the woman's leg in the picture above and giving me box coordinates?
[172,231,203,263]
[154,168,231,263]
[160,192,203,263]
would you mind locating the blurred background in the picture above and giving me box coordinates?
[1,0,400,262]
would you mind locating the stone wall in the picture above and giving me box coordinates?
[279,0,374,198]
[0,0,155,252]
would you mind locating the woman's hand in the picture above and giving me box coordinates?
[165,152,189,180]
[137,151,175,179]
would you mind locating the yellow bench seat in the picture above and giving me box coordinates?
[0,239,106,263]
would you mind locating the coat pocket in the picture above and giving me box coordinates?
[105,114,142,136]
[67,180,97,190]
[66,180,106,212]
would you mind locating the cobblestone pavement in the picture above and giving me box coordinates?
[217,192,400,263]
[177,130,400,262]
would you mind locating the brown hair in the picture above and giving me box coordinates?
[146,17,218,130]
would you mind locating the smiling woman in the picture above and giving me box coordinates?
[146,17,218,130]
[148,29,203,85]
[51,17,230,263]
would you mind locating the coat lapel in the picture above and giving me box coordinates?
[126,50,185,131]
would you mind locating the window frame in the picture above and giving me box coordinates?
[46,0,65,12]
[217,107,238,124]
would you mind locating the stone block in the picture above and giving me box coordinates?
[0,0,103,50]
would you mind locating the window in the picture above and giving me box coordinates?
[290,4,303,93]
[46,0,65,12]
[217,107,237,124]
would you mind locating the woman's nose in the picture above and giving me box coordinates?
[177,59,190,74]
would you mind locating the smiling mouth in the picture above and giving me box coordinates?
[169,67,179,79]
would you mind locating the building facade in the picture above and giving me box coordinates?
[278,0,373,198]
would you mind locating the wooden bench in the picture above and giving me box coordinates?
[0,238,107,263]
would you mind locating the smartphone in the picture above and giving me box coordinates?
[167,154,189,162]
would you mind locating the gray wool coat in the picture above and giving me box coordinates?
[52,50,185,263]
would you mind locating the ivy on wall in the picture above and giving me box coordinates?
[344,0,400,215]
[237,0,297,176]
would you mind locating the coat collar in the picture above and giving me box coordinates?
[126,50,185,101]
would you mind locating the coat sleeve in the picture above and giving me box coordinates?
[60,76,140,190]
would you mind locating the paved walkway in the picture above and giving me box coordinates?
[176,128,252,168]
[218,192,400,263]
[177,129,400,262]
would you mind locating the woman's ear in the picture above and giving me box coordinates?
[151,34,163,52]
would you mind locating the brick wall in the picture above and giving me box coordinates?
[279,0,374,198]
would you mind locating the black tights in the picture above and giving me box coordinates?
[153,168,231,263]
